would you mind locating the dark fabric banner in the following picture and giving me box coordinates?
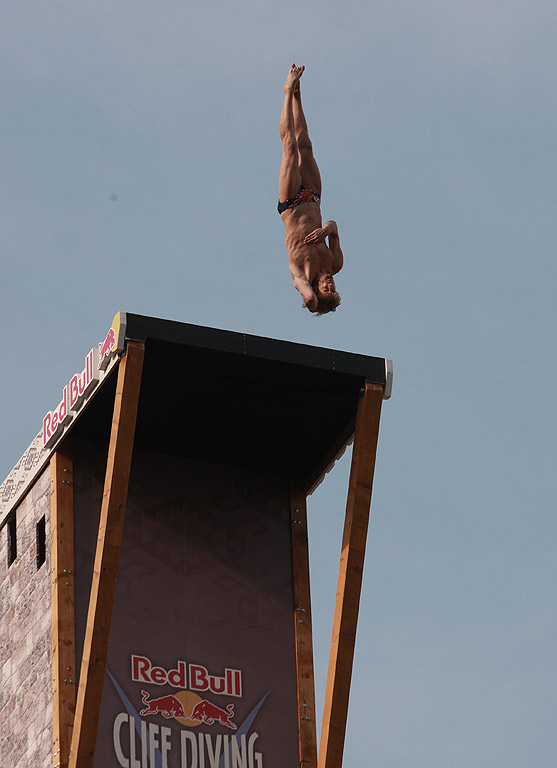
[74,442,299,768]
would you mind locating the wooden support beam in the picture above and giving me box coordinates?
[318,382,384,768]
[69,341,144,768]
[291,484,318,768]
[50,441,76,768]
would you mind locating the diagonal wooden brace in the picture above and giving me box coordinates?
[291,483,318,768]
[318,382,384,768]
[50,441,76,768]
[68,340,144,768]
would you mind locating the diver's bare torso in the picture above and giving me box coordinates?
[282,203,340,284]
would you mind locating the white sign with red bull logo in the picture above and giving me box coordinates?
[42,313,125,449]
[110,654,265,768]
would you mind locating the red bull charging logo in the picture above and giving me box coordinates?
[140,691,237,730]
[98,327,117,370]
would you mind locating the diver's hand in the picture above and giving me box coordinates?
[303,227,327,244]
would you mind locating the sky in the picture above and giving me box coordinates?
[2,1,556,765]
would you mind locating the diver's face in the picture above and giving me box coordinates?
[318,274,336,294]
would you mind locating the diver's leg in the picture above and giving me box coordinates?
[293,83,322,196]
[279,64,304,203]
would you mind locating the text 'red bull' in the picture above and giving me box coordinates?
[132,655,242,697]
[43,349,99,448]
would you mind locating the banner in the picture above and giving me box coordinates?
[73,444,300,768]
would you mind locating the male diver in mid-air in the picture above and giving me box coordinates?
[278,64,343,315]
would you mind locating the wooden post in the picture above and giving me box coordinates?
[318,382,383,768]
[69,341,144,768]
[291,484,318,768]
[50,441,76,768]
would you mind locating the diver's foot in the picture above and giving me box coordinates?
[284,63,304,92]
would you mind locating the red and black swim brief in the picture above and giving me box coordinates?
[278,186,321,215]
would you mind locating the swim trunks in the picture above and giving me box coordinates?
[278,186,321,215]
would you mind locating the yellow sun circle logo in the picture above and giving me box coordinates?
[173,690,204,726]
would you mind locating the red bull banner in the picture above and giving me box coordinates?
[42,313,125,449]
[73,444,300,767]
[0,313,127,524]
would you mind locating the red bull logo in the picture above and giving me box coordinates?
[189,700,237,730]
[131,654,242,697]
[139,690,237,730]
[110,663,267,767]
[42,313,125,449]
[139,691,188,719]
[98,327,117,370]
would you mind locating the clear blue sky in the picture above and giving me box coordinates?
[2,1,556,765]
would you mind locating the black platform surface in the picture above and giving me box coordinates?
[74,314,391,488]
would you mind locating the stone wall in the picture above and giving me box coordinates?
[0,467,52,768]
